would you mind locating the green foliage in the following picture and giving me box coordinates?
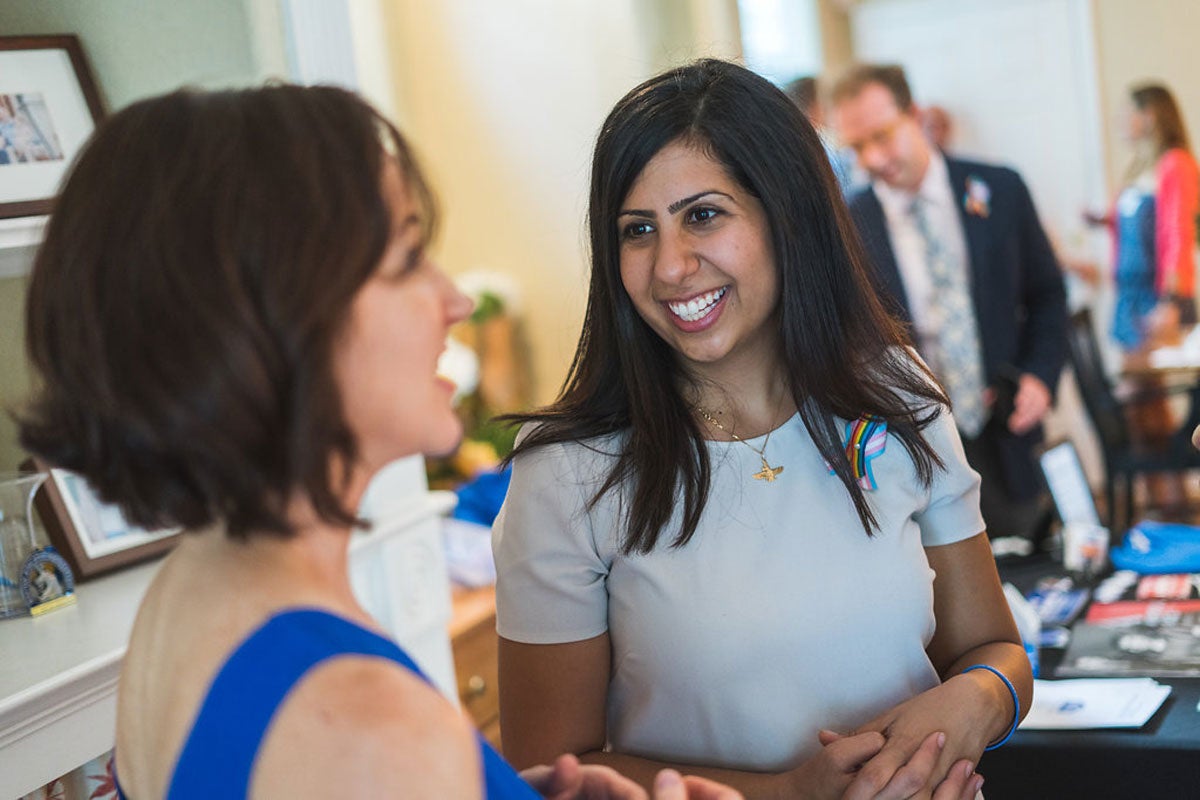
[470,415,519,458]
[469,291,505,324]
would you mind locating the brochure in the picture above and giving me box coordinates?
[1059,612,1200,677]
[1020,678,1171,730]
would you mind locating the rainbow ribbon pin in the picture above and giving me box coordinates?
[831,415,888,490]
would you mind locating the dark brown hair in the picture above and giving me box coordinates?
[19,85,434,539]
[504,59,946,555]
[1131,83,1192,155]
[830,63,914,113]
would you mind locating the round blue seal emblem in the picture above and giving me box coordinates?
[19,546,76,611]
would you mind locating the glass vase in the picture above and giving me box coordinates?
[0,472,48,619]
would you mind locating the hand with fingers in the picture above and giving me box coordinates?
[930,759,986,800]
[817,729,981,800]
[833,676,1002,800]
[522,754,644,800]
[521,754,745,800]
[1007,373,1051,435]
[768,730,890,798]
[653,769,745,800]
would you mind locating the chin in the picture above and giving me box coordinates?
[674,337,733,365]
[425,421,465,459]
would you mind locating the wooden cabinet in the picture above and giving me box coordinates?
[450,584,501,750]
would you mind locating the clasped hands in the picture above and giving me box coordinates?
[801,676,994,800]
[518,677,994,800]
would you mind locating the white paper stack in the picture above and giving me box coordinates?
[1020,678,1172,730]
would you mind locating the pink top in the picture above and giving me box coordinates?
[1155,147,1199,297]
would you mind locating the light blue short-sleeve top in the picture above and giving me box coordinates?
[493,402,983,770]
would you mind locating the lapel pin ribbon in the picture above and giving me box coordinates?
[826,415,888,490]
[964,175,991,218]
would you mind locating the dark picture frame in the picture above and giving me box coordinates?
[28,459,181,580]
[0,35,105,219]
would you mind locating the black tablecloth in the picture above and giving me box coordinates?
[980,554,1200,799]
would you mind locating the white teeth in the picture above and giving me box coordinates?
[668,287,727,322]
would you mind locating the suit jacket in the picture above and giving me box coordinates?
[847,157,1068,497]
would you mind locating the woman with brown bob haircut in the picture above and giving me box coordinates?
[19,84,738,800]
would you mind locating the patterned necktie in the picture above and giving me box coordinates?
[910,197,987,437]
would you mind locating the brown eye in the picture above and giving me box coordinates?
[621,221,654,241]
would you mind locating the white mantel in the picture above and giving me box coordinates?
[0,558,156,797]
[0,482,457,798]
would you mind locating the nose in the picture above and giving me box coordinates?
[435,263,474,325]
[653,226,701,286]
[856,141,888,174]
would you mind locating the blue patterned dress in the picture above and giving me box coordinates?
[1111,184,1158,350]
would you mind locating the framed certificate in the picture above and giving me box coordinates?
[0,35,105,218]
[32,462,181,579]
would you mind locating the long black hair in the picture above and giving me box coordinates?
[505,59,947,554]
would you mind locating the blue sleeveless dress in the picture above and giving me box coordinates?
[115,608,538,799]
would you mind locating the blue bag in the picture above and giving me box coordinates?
[452,466,512,526]
[1109,520,1200,574]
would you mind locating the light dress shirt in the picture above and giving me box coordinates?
[872,153,973,375]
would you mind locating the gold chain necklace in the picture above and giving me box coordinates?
[696,407,784,482]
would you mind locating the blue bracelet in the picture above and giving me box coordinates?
[962,664,1019,750]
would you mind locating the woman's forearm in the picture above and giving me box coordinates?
[943,640,1033,741]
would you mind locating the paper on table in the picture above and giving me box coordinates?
[1020,678,1172,730]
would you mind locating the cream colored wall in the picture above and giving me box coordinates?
[816,0,854,74]
[1091,0,1200,192]
[0,277,31,471]
[380,0,741,405]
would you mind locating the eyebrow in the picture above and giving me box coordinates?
[617,190,731,219]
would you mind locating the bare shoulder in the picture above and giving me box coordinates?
[251,654,483,798]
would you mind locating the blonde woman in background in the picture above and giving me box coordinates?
[1082,82,1199,350]
[1079,83,1200,512]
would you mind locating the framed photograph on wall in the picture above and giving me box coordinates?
[31,461,182,580]
[0,35,105,219]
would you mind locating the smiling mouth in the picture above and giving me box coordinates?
[666,286,728,323]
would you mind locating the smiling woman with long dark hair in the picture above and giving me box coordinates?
[494,59,1024,799]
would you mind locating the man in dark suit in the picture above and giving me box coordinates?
[831,64,1068,540]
